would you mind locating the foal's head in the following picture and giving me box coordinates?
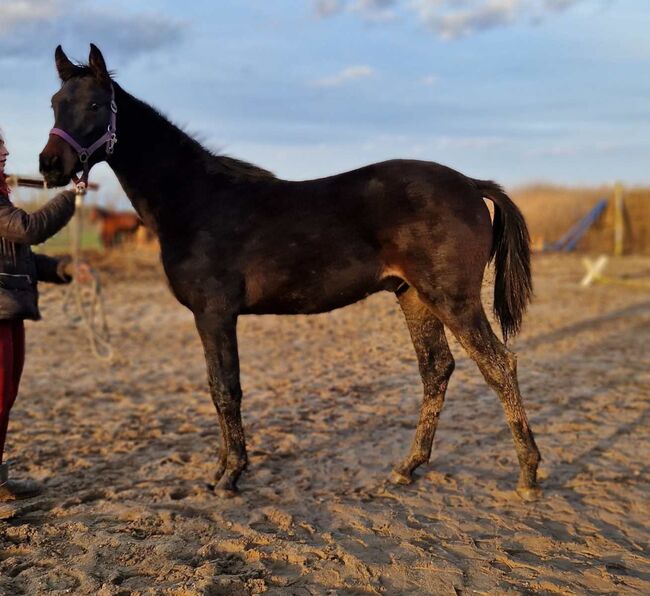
[39,44,114,188]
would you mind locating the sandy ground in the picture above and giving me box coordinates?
[0,253,648,595]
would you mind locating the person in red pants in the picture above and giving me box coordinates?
[0,131,79,501]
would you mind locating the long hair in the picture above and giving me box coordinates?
[0,176,9,198]
[0,130,10,197]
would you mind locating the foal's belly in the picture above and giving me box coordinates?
[242,259,394,315]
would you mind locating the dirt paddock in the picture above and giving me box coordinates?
[0,254,648,595]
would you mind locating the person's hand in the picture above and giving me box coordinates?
[64,261,93,283]
[76,262,93,283]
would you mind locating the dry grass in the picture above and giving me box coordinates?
[512,184,650,254]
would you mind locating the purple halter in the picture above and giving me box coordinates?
[49,84,118,189]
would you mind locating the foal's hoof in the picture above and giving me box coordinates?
[516,485,542,502]
[214,486,238,499]
[214,476,239,499]
[214,464,227,483]
[389,469,413,486]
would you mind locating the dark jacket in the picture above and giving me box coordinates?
[0,191,76,320]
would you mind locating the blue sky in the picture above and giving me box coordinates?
[0,0,647,203]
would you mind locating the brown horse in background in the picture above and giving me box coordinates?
[88,205,143,249]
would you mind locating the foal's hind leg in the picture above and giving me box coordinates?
[390,287,455,485]
[427,297,541,500]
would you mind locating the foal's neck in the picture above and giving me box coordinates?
[106,84,210,232]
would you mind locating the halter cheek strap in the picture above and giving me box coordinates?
[49,84,118,190]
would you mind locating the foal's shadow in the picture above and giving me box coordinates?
[520,300,650,349]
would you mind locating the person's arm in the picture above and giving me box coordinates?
[0,190,76,245]
[34,254,72,284]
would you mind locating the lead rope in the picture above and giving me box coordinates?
[49,85,119,362]
[61,183,116,362]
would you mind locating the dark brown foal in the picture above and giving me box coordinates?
[40,44,541,500]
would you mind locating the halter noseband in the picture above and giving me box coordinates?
[49,84,118,191]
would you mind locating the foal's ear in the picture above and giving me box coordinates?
[88,44,110,82]
[55,45,78,82]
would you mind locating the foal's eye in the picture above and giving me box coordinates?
[90,103,99,111]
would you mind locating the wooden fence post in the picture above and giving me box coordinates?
[613,181,625,256]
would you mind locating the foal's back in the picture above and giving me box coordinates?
[169,159,493,316]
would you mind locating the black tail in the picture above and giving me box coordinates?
[474,179,532,342]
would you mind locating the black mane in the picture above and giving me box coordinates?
[209,155,276,180]
[65,62,116,80]
[68,64,276,182]
[116,82,276,181]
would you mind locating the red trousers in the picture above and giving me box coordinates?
[0,321,25,464]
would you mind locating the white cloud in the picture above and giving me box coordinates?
[420,74,439,85]
[355,0,397,8]
[313,65,376,87]
[543,0,581,12]
[314,0,344,17]
[0,0,187,61]
[413,0,521,39]
[526,140,621,157]
[315,0,398,22]
[0,0,68,34]
[315,0,595,38]
[434,135,507,150]
[352,0,399,22]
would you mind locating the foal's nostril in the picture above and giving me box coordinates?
[39,153,61,174]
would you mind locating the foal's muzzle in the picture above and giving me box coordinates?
[39,137,77,187]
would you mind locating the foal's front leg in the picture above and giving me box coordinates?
[195,313,247,497]
[213,404,228,483]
